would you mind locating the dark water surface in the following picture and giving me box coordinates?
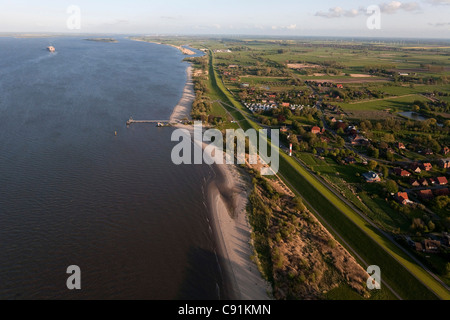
[0,37,226,299]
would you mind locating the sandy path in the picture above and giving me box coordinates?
[170,65,194,123]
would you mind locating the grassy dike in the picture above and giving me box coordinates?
[207,51,449,300]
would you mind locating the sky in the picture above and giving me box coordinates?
[0,0,449,38]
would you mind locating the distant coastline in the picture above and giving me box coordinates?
[84,38,118,43]
[129,37,196,55]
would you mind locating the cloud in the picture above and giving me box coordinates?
[315,2,420,18]
[379,1,420,13]
[315,7,363,18]
[428,22,450,26]
[272,24,298,30]
[426,0,450,5]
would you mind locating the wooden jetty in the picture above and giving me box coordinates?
[126,117,173,127]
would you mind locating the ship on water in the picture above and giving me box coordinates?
[47,46,56,53]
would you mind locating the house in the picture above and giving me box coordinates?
[419,178,429,187]
[337,84,344,89]
[424,149,434,156]
[422,163,433,172]
[439,159,450,169]
[281,102,290,107]
[424,240,441,254]
[330,117,337,123]
[280,126,289,133]
[363,171,381,183]
[418,189,434,200]
[311,126,322,135]
[435,177,448,186]
[409,163,422,174]
[434,188,450,197]
[394,168,411,177]
[395,192,410,205]
[442,147,449,155]
[398,142,406,150]
[349,135,369,146]
[410,180,420,187]
[240,83,250,88]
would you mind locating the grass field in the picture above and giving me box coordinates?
[340,94,429,111]
[208,50,450,300]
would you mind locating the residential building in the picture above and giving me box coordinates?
[395,192,410,205]
[424,240,441,254]
[439,159,450,169]
[418,189,433,200]
[363,172,381,183]
[394,168,411,177]
[311,126,322,135]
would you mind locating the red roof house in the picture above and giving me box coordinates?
[311,126,322,135]
[395,192,410,205]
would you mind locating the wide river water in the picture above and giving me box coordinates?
[0,36,229,299]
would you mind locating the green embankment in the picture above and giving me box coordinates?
[207,51,450,300]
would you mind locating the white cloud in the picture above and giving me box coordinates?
[380,1,420,13]
[315,2,420,18]
[428,22,450,26]
[426,0,450,5]
[272,24,297,31]
[315,7,363,18]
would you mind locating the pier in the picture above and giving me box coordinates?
[126,117,173,127]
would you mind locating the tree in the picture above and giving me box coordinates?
[336,136,345,148]
[386,180,399,194]
[428,221,436,232]
[368,160,378,171]
[382,166,389,178]
[433,196,450,211]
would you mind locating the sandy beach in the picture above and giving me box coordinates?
[208,163,271,300]
[170,65,194,123]
[172,64,271,300]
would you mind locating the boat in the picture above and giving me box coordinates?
[47,46,56,53]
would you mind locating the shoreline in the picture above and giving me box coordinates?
[208,163,272,300]
[170,65,194,123]
[174,123,271,300]
[138,38,271,299]
[130,38,196,55]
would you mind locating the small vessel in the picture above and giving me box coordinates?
[47,46,56,53]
